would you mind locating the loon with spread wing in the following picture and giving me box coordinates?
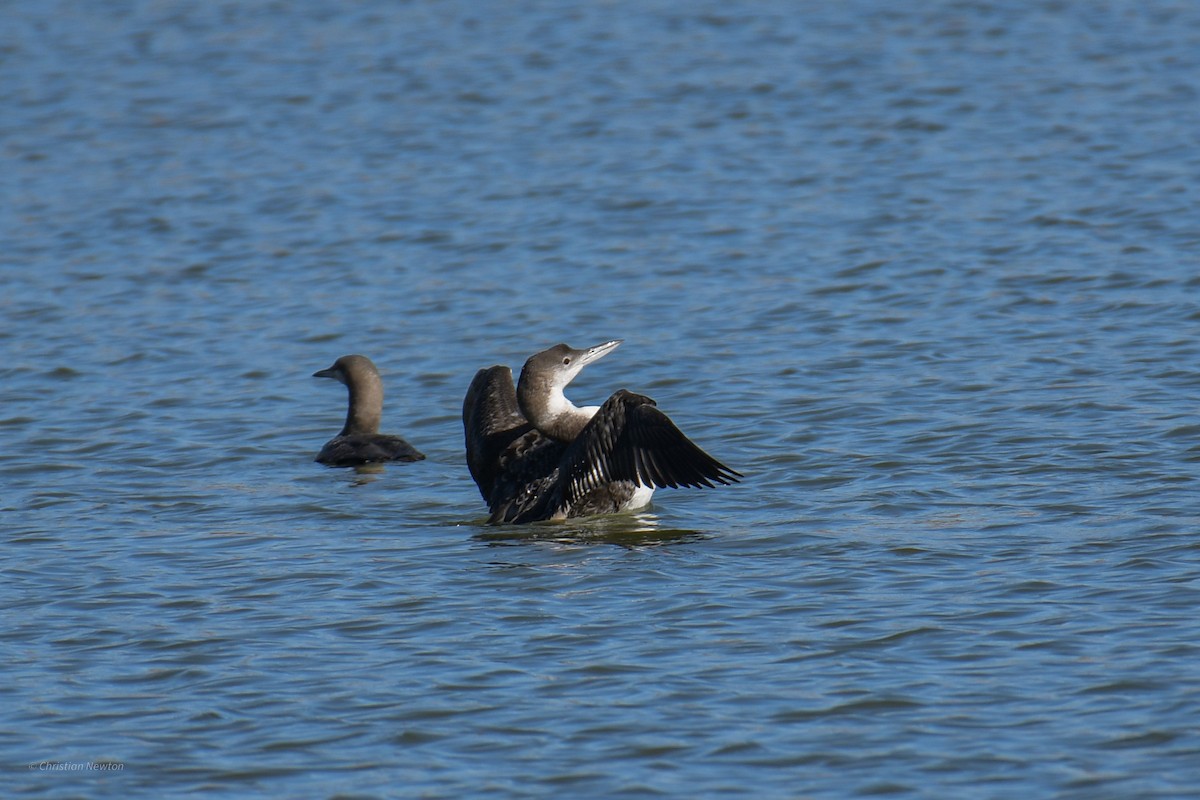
[463,340,740,523]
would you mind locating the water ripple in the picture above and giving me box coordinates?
[5,0,1200,797]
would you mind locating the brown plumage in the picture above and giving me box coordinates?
[313,355,424,467]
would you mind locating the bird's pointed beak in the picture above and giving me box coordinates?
[313,366,337,379]
[579,339,623,367]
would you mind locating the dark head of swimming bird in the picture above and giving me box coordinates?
[313,354,425,467]
[463,339,741,524]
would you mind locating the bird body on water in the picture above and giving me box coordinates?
[313,354,425,467]
[463,340,740,524]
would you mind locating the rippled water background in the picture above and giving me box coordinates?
[5,1,1200,797]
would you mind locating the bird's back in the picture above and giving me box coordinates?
[316,434,425,467]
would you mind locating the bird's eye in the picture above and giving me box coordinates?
[562,357,571,365]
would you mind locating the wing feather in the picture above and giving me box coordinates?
[463,364,579,523]
[463,366,532,503]
[556,389,742,511]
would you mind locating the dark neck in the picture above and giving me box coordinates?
[517,370,591,443]
[540,409,591,442]
[341,373,383,436]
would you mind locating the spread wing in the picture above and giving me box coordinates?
[463,365,565,522]
[463,366,529,502]
[556,389,742,513]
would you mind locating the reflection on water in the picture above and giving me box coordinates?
[348,463,387,480]
[473,511,707,549]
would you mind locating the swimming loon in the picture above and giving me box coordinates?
[463,340,740,524]
[313,354,425,467]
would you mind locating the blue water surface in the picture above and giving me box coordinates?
[3,1,1200,797]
